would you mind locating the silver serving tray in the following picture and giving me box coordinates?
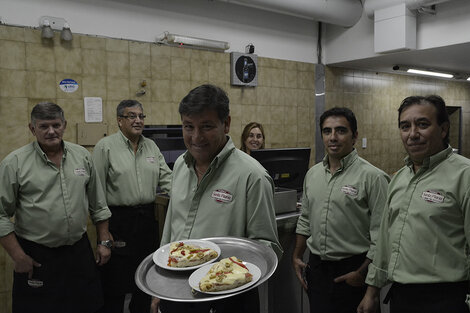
[135,236,278,302]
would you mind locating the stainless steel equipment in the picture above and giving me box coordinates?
[273,187,297,214]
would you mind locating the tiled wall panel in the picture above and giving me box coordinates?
[0,25,315,312]
[1,24,470,312]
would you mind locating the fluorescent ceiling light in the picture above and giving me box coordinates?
[407,69,453,79]
[159,32,230,51]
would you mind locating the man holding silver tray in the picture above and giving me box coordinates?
[152,84,282,313]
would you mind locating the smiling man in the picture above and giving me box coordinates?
[92,100,172,313]
[293,107,390,313]
[358,95,470,313]
[0,102,112,313]
[156,84,282,313]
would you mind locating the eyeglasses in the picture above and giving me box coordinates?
[119,114,146,121]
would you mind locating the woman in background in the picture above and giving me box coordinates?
[240,122,265,155]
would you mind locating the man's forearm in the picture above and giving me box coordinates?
[95,220,111,241]
[0,232,26,262]
[293,234,308,259]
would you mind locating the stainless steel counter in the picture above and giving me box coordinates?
[260,209,309,313]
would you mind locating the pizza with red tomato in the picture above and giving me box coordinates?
[167,241,218,268]
[199,256,253,292]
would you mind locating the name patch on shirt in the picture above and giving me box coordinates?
[421,190,445,203]
[341,185,358,197]
[146,157,156,163]
[211,189,233,203]
[74,168,87,176]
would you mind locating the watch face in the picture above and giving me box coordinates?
[101,240,113,248]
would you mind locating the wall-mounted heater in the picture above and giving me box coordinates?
[158,32,230,51]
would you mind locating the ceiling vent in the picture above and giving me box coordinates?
[214,0,363,27]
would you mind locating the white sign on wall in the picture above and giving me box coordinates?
[84,97,103,122]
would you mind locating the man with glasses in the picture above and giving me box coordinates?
[0,102,112,313]
[93,100,172,313]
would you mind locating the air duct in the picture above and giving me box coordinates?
[365,0,454,18]
[214,0,363,27]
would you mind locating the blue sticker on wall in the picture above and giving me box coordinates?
[59,79,79,93]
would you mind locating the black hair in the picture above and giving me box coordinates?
[116,100,143,117]
[179,84,229,122]
[398,95,449,145]
[320,107,357,137]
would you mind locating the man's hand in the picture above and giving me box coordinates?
[292,234,309,290]
[95,220,113,266]
[0,233,41,279]
[357,286,380,313]
[334,270,365,287]
[14,253,41,279]
[150,297,160,313]
[292,256,308,290]
[96,244,112,266]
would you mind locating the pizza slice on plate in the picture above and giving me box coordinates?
[199,256,253,292]
[167,241,218,268]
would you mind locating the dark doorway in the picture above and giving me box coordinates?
[446,106,462,154]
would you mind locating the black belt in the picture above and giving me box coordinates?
[17,232,88,251]
[109,202,155,211]
[383,281,469,304]
[310,252,367,267]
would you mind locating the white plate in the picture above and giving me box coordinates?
[153,239,221,271]
[188,261,261,295]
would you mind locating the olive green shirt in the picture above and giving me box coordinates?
[296,149,390,261]
[161,137,283,259]
[92,131,172,206]
[366,146,470,287]
[0,141,111,247]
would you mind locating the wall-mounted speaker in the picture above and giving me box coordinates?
[230,52,258,87]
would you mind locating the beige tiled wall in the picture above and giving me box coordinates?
[325,67,470,174]
[0,25,316,165]
[2,23,470,312]
[0,24,315,312]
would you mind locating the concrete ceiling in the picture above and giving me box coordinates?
[328,41,470,80]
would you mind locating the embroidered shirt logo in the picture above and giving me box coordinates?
[74,168,87,176]
[341,185,358,197]
[146,157,156,163]
[211,189,233,203]
[421,190,445,203]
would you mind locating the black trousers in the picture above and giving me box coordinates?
[306,253,367,313]
[160,288,260,313]
[13,234,103,313]
[388,281,469,313]
[98,203,158,313]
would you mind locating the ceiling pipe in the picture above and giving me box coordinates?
[364,0,454,18]
[214,0,363,27]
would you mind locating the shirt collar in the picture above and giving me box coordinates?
[184,136,234,169]
[404,145,452,170]
[118,130,144,150]
[322,148,358,171]
[33,140,67,163]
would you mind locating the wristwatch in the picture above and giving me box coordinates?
[98,239,113,248]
